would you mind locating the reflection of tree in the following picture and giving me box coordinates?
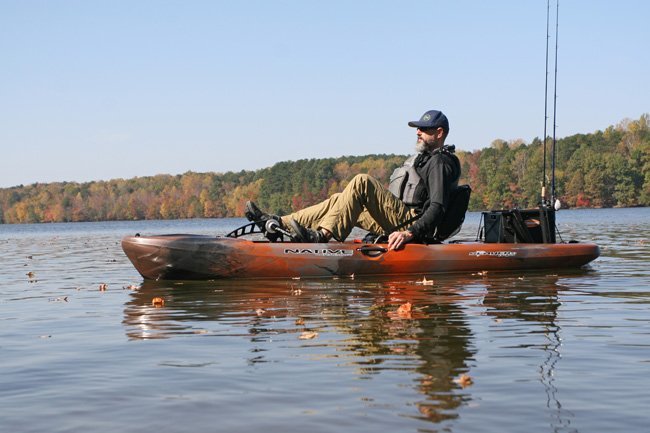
[122,278,475,423]
[122,271,585,428]
[330,282,474,423]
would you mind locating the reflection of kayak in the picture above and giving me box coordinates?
[121,233,600,280]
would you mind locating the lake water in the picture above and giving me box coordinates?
[1,208,649,432]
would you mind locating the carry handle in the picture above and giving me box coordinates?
[357,245,388,257]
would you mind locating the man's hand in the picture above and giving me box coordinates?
[387,230,414,251]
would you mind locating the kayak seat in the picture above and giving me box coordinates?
[428,184,472,243]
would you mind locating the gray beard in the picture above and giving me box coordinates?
[415,141,428,153]
[416,139,442,153]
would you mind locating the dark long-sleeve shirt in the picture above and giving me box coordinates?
[407,146,461,239]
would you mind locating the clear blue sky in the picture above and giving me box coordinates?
[1,0,648,188]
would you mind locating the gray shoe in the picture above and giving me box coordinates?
[245,201,285,241]
[289,219,329,243]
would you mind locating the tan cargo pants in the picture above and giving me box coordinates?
[281,174,418,241]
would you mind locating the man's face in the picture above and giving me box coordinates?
[415,127,445,152]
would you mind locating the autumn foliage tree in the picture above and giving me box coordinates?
[1,115,648,224]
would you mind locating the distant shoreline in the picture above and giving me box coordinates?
[2,115,649,224]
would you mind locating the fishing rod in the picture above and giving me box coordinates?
[541,0,560,210]
[551,0,559,209]
[542,0,550,206]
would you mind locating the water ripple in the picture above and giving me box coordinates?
[1,210,650,432]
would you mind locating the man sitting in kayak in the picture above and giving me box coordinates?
[246,109,461,251]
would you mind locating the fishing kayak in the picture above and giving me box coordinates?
[121,233,600,280]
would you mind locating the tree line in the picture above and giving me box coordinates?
[1,115,648,224]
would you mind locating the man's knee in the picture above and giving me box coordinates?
[345,174,384,204]
[349,173,375,189]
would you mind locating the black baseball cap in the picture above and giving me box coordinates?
[408,110,449,132]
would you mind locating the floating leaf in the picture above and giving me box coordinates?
[295,318,305,326]
[397,302,412,314]
[299,331,318,340]
[387,301,417,320]
[454,374,473,388]
[151,297,165,307]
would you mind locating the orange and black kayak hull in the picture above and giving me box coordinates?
[121,234,600,280]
